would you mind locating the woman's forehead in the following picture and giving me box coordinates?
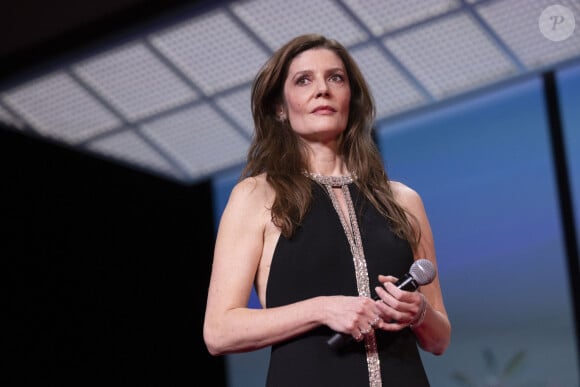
[288,48,344,73]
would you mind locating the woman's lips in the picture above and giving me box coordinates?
[312,106,336,114]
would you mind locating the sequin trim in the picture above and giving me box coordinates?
[308,174,382,387]
[305,171,355,187]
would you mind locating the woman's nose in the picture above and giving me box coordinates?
[315,81,329,97]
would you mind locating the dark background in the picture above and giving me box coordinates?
[2,2,228,385]
[1,124,226,386]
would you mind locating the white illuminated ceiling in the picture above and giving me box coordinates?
[1,0,579,185]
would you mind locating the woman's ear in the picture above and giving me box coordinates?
[276,105,287,122]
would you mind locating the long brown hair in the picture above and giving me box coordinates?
[243,33,418,246]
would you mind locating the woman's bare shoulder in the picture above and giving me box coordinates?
[233,173,270,193]
[228,173,274,209]
[389,180,422,209]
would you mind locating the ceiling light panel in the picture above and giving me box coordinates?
[214,86,254,137]
[2,72,121,143]
[351,43,427,119]
[476,0,580,70]
[342,0,460,36]
[384,12,517,99]
[73,42,199,122]
[88,128,185,181]
[230,0,368,51]
[141,103,249,180]
[149,9,270,96]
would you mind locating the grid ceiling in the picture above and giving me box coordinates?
[0,0,579,185]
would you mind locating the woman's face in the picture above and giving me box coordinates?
[281,48,351,142]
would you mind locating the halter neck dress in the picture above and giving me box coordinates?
[265,177,430,386]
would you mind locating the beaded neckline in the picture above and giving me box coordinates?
[304,171,355,187]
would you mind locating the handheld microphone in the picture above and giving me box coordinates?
[327,258,436,350]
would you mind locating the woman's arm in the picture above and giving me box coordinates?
[374,182,452,355]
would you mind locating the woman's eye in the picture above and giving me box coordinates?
[330,74,344,82]
[296,76,310,85]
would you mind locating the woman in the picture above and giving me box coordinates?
[203,33,451,386]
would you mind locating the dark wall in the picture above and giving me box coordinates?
[1,127,226,387]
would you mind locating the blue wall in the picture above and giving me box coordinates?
[211,62,580,387]
[377,64,579,386]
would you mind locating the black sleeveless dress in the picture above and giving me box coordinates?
[265,182,430,387]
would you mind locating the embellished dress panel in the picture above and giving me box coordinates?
[265,183,430,386]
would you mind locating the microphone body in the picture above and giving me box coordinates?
[390,272,422,292]
[327,259,436,350]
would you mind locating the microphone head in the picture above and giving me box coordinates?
[409,259,436,286]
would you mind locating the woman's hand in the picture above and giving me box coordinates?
[373,275,426,331]
[323,295,383,341]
